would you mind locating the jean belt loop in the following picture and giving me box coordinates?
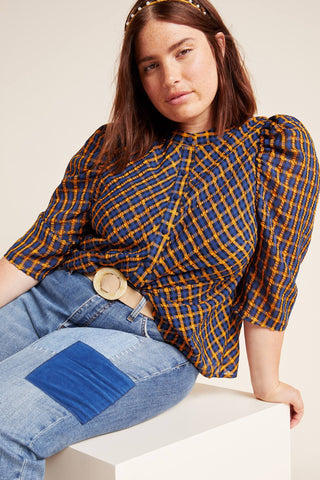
[127,295,147,322]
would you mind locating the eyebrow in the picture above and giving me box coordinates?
[137,37,195,65]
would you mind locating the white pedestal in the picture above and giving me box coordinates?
[45,383,290,480]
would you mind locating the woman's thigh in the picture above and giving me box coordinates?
[0,269,163,361]
[0,326,198,460]
[0,270,97,360]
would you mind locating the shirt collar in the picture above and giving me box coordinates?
[170,128,219,146]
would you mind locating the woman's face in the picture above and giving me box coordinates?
[135,20,224,133]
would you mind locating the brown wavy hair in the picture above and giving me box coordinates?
[99,0,257,173]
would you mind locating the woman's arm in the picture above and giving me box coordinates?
[0,257,38,309]
[243,321,304,429]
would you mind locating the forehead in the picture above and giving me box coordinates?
[135,20,206,56]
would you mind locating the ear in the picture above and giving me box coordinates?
[215,32,226,57]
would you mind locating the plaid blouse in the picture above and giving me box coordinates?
[5,114,319,378]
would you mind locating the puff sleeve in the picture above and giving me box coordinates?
[4,125,106,281]
[232,115,319,331]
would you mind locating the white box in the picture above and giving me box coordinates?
[46,383,290,480]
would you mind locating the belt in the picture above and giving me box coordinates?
[85,268,154,320]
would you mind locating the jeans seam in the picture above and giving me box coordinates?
[28,411,73,448]
[65,295,98,323]
[65,295,111,327]
[109,341,142,361]
[134,360,190,382]
[0,341,57,367]
[109,338,190,382]
[16,412,72,479]
[29,344,57,355]
[18,458,27,480]
[81,301,113,327]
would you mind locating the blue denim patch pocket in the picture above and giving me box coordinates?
[26,341,135,424]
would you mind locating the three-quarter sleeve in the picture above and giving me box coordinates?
[232,114,319,331]
[4,125,106,281]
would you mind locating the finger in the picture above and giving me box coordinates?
[290,404,304,429]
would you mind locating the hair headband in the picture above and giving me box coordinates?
[125,0,208,29]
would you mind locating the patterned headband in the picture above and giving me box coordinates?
[125,0,208,30]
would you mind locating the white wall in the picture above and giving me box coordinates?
[1,1,319,478]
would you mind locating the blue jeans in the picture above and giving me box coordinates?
[0,270,198,480]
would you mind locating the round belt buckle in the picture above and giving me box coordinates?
[93,267,127,300]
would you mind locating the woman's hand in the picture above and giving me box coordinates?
[255,381,304,429]
[243,321,304,429]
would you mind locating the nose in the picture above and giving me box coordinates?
[161,60,181,88]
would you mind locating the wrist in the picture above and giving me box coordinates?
[252,379,281,400]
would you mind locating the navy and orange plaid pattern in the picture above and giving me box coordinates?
[5,115,319,377]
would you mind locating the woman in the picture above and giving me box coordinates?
[0,0,319,478]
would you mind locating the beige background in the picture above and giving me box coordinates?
[0,0,319,478]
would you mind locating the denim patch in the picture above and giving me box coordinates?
[26,341,135,424]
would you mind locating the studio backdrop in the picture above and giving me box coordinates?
[0,1,319,478]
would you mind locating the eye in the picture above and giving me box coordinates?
[144,62,159,72]
[177,48,192,57]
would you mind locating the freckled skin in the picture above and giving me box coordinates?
[135,20,224,133]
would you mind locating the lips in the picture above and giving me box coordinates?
[166,91,193,105]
